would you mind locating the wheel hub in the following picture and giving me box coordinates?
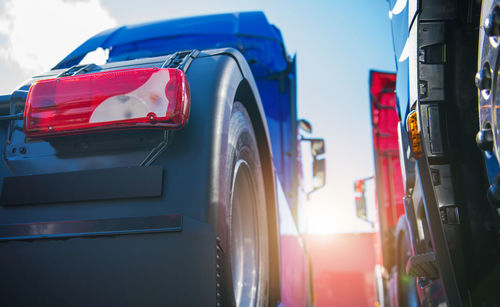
[478,0,500,164]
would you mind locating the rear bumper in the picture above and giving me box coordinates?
[0,216,215,306]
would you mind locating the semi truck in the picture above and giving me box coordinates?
[355,70,409,306]
[0,12,324,306]
[357,0,500,306]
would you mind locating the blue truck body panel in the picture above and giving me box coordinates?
[54,11,297,207]
[388,0,410,124]
[55,12,285,70]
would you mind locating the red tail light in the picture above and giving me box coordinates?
[24,67,190,137]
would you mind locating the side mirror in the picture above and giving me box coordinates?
[302,137,326,195]
[353,177,373,225]
[310,138,325,156]
[299,119,313,133]
[355,195,367,220]
[302,137,325,156]
[312,158,326,190]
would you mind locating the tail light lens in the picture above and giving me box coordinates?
[24,67,190,137]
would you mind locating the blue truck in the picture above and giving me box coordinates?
[0,12,324,306]
[381,0,500,305]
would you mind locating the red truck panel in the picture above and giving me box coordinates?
[370,71,405,229]
[307,233,377,306]
[370,70,405,273]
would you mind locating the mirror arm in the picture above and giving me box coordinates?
[359,216,374,227]
[306,186,320,197]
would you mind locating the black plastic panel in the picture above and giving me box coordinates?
[418,22,446,102]
[420,103,447,158]
[0,214,181,241]
[428,105,445,155]
[420,0,458,21]
[0,166,163,206]
[0,217,215,306]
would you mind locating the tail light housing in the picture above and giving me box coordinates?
[24,67,190,137]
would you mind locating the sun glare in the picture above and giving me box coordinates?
[305,195,373,234]
[0,0,116,74]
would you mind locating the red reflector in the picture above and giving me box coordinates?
[24,67,190,137]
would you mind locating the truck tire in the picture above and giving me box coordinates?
[396,218,419,307]
[219,101,270,307]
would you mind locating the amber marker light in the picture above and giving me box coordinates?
[407,110,423,158]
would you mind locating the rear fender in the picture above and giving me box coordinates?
[0,48,281,305]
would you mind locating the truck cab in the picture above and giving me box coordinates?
[381,0,500,305]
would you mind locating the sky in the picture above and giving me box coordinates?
[0,0,395,233]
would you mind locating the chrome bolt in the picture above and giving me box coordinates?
[485,6,500,37]
[475,68,492,91]
[476,128,494,152]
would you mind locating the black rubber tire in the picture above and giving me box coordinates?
[218,101,269,307]
[397,224,420,307]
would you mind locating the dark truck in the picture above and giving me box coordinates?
[358,0,500,306]
[0,12,324,306]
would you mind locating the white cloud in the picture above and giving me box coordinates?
[0,0,117,74]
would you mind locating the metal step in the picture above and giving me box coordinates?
[406,251,439,279]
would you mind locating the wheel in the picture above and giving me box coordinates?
[397,225,419,307]
[478,0,500,164]
[218,101,269,307]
